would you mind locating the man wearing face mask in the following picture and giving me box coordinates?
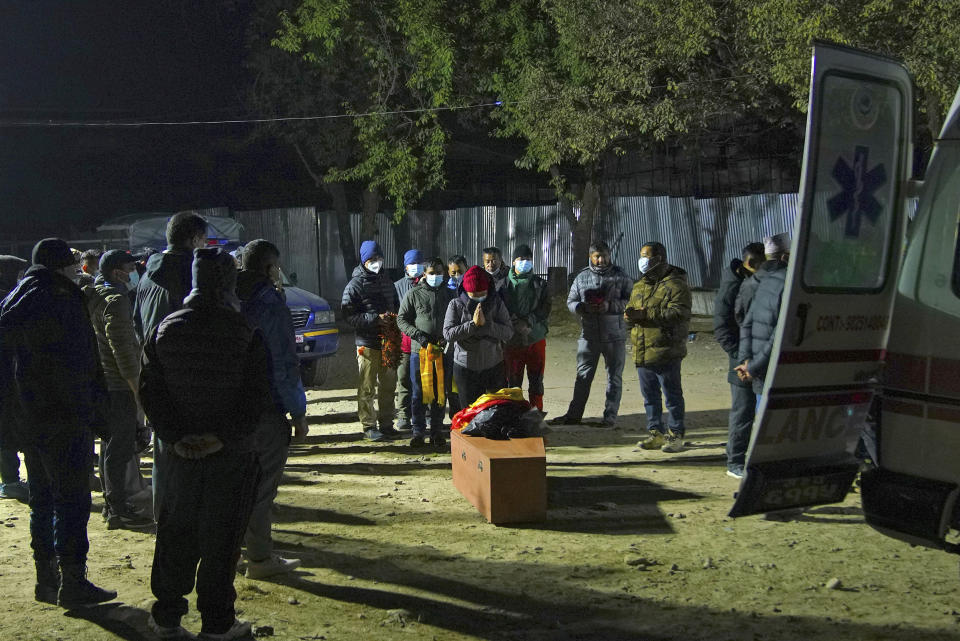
[447,255,468,293]
[443,266,514,407]
[503,244,551,412]
[625,242,692,453]
[236,239,307,579]
[84,250,154,530]
[552,241,633,427]
[394,249,425,433]
[482,247,510,296]
[445,255,469,416]
[0,238,116,607]
[342,240,400,442]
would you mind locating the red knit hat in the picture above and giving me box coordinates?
[462,265,489,293]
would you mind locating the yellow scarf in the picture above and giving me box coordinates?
[419,344,445,406]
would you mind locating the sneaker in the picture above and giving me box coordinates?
[149,614,196,640]
[660,431,685,453]
[0,480,29,500]
[105,502,155,530]
[429,433,447,450]
[549,414,581,426]
[245,554,301,580]
[395,420,412,432]
[726,466,744,480]
[637,431,665,450]
[197,619,251,641]
[409,433,426,447]
[58,564,117,608]
[379,425,401,440]
[364,428,385,442]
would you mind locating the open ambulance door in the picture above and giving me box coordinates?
[860,86,960,551]
[729,43,913,518]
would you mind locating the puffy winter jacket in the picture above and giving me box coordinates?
[0,266,108,447]
[134,249,194,344]
[504,270,551,346]
[443,293,514,371]
[341,265,399,348]
[567,265,633,343]
[625,264,691,368]
[237,270,307,418]
[713,259,750,387]
[395,275,419,354]
[738,260,788,394]
[139,294,273,447]
[397,280,456,352]
[735,271,761,327]
[84,277,141,392]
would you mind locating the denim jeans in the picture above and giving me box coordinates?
[637,359,686,435]
[727,383,756,470]
[23,429,93,564]
[243,410,290,562]
[100,390,138,510]
[565,339,626,422]
[410,349,447,434]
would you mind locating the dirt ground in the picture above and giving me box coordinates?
[3,313,960,641]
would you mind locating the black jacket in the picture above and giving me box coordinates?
[0,266,107,447]
[134,249,194,344]
[341,265,399,347]
[713,259,750,387]
[139,294,273,448]
[738,260,788,394]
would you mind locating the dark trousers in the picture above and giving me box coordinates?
[453,362,507,409]
[0,446,21,484]
[504,339,546,410]
[727,383,756,470]
[410,349,448,433]
[151,441,259,634]
[244,411,290,562]
[637,359,686,435]
[444,351,461,419]
[566,339,625,422]
[396,352,412,426]
[23,429,93,564]
[100,390,138,509]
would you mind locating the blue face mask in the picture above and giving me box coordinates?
[425,274,444,288]
[127,269,140,291]
[514,259,533,274]
[406,263,425,278]
[467,294,487,302]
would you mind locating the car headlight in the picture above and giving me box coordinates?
[314,310,336,325]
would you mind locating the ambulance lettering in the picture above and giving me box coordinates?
[757,406,848,445]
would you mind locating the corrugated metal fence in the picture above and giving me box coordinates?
[236,193,801,305]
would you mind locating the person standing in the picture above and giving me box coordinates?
[0,238,116,607]
[397,257,455,448]
[342,241,400,442]
[551,241,633,427]
[78,249,101,288]
[445,255,468,417]
[482,247,510,296]
[84,250,154,529]
[626,242,692,453]
[443,266,514,408]
[394,249,425,432]
[236,240,308,579]
[142,247,272,640]
[0,255,28,501]
[503,244,551,412]
[713,243,765,479]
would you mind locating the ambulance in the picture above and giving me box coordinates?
[731,42,960,555]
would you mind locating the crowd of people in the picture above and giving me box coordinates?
[0,206,791,640]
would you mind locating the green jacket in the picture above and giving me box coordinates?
[504,270,551,346]
[625,264,691,368]
[396,280,456,352]
[84,278,141,392]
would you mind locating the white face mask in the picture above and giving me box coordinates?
[467,293,487,302]
[638,257,655,274]
[366,260,383,274]
[127,269,140,290]
[514,259,533,274]
[425,274,444,288]
[406,263,424,278]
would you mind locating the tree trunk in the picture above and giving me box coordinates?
[324,181,356,277]
[568,179,600,274]
[361,187,381,240]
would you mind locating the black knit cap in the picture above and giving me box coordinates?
[98,249,136,275]
[190,247,237,299]
[32,238,76,270]
[512,244,533,260]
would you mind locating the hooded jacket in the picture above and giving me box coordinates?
[738,260,788,394]
[567,264,633,343]
[397,279,456,353]
[341,264,399,348]
[0,265,108,447]
[504,269,551,347]
[625,263,692,368]
[84,276,141,392]
[443,292,514,371]
[236,270,307,418]
[713,259,750,387]
[134,249,194,343]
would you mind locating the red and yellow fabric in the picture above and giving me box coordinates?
[450,387,529,431]
[418,343,446,407]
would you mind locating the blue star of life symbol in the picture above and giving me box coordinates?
[826,145,886,238]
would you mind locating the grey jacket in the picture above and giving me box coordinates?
[567,265,633,343]
[738,260,788,394]
[443,293,514,371]
[713,259,750,387]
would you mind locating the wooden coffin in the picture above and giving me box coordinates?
[450,430,546,524]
